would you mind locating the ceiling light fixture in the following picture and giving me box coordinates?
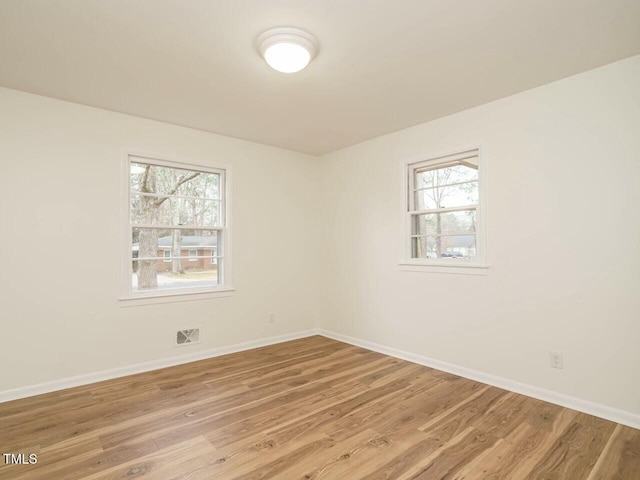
[257,27,318,73]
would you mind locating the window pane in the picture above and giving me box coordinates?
[413,210,476,236]
[415,161,478,190]
[132,265,220,291]
[415,181,478,210]
[131,228,221,291]
[131,195,221,227]
[131,162,220,199]
[412,235,477,260]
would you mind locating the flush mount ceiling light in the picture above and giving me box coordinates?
[257,27,318,73]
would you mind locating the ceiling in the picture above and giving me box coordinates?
[1,1,639,156]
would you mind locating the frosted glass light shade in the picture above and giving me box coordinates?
[258,27,318,73]
[264,43,311,73]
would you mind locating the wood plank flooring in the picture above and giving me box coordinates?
[1,335,638,479]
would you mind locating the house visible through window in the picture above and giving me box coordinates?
[405,148,484,266]
[125,153,231,297]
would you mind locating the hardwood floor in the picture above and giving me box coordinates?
[1,335,638,479]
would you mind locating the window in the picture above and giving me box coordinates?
[211,247,218,265]
[403,148,486,270]
[123,152,232,299]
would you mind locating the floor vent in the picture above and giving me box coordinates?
[176,328,200,346]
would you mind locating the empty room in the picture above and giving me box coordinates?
[1,1,639,479]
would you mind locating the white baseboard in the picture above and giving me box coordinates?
[4,327,638,431]
[318,329,640,430]
[0,329,320,403]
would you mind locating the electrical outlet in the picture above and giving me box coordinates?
[549,351,563,369]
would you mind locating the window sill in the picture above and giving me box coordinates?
[119,288,235,307]
[399,262,489,276]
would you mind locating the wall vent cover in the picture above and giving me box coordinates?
[176,328,200,346]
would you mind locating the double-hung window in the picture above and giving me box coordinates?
[404,148,486,270]
[123,152,232,299]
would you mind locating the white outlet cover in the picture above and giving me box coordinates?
[549,351,563,369]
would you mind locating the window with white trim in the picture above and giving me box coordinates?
[405,148,485,266]
[124,154,231,298]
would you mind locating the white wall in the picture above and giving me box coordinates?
[319,55,640,416]
[2,55,639,421]
[0,88,320,392]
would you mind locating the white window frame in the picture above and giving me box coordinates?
[188,249,198,261]
[400,146,488,275]
[162,249,171,262]
[119,149,234,305]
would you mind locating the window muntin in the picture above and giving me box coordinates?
[406,150,482,264]
[126,155,228,297]
[130,196,221,227]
